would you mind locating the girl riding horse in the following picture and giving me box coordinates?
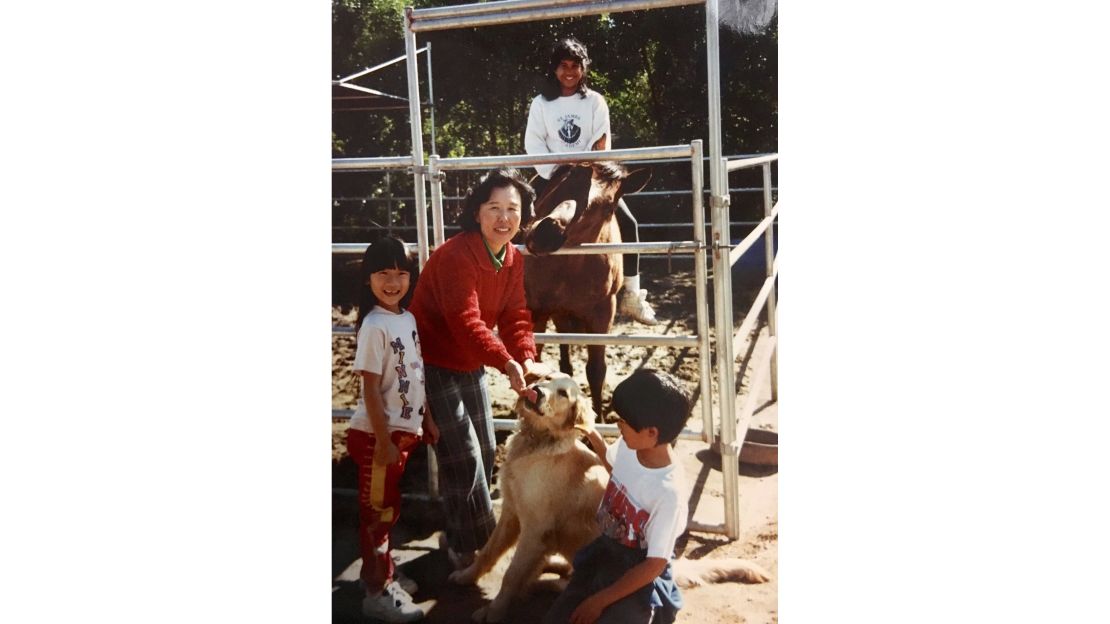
[524,37,658,326]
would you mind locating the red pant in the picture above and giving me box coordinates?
[346,428,422,592]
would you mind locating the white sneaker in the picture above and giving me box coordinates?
[619,288,659,325]
[361,582,424,622]
[358,570,417,599]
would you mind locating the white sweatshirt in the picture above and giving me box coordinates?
[524,89,611,179]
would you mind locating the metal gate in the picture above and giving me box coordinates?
[332,0,778,540]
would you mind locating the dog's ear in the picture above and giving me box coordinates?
[572,391,597,431]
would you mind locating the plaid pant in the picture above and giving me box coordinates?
[424,364,498,553]
[346,428,422,593]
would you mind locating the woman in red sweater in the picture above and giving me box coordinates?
[409,168,547,569]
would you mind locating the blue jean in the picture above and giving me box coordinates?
[543,536,681,624]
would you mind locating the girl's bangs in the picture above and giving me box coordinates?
[364,240,414,273]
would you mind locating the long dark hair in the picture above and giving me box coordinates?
[540,38,591,101]
[355,235,419,332]
[457,168,536,232]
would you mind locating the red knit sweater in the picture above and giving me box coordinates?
[410,231,537,373]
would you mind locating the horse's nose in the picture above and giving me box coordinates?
[525,217,567,255]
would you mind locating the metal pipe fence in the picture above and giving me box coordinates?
[409,0,705,32]
[332,153,775,173]
[411,0,604,20]
[334,140,738,534]
[333,408,706,442]
[334,325,698,348]
[332,154,776,258]
[334,240,696,256]
[332,221,769,230]
[712,154,779,536]
[331,0,777,541]
[731,261,778,356]
[331,156,412,172]
[424,142,711,363]
[433,144,695,170]
[729,204,779,267]
[333,188,775,200]
[690,140,714,440]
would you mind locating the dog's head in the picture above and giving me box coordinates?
[515,371,596,438]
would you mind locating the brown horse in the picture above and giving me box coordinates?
[522,162,651,416]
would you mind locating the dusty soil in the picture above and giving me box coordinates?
[332,259,778,623]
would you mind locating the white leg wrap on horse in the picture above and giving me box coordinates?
[623,274,640,292]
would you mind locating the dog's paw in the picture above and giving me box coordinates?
[448,567,477,586]
[543,553,572,577]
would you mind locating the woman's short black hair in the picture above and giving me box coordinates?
[457,168,536,232]
[610,368,692,446]
[541,37,591,101]
[356,235,419,330]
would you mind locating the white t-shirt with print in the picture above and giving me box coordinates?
[524,89,611,180]
[596,438,688,559]
[349,306,427,436]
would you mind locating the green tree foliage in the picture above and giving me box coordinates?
[332,0,776,233]
[333,1,775,156]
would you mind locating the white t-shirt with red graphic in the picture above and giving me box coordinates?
[524,89,611,180]
[597,438,688,560]
[349,306,427,436]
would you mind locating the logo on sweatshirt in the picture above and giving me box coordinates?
[558,116,582,146]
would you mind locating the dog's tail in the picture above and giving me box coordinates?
[672,557,771,588]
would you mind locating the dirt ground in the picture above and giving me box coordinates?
[332,259,778,623]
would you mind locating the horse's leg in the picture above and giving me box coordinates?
[553,315,575,376]
[532,312,550,336]
[532,312,550,373]
[585,343,607,417]
[560,345,573,376]
[584,298,617,418]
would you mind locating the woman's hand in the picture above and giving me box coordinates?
[505,359,527,395]
[506,360,540,404]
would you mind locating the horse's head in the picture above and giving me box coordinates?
[523,162,651,256]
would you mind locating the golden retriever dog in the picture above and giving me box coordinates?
[449,372,770,623]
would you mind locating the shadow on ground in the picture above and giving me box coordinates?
[334,435,568,623]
